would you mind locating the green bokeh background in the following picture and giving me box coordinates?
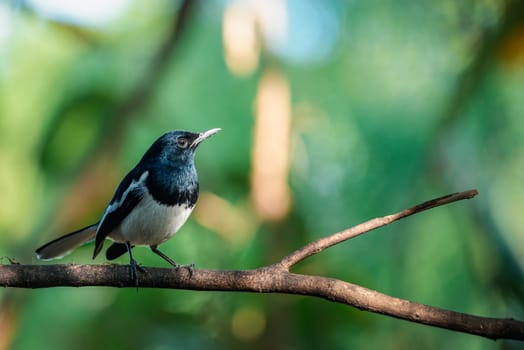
[1,1,523,349]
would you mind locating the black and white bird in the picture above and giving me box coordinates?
[36,128,220,283]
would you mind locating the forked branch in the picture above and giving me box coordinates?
[1,189,523,341]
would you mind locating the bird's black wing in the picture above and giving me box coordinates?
[92,169,148,259]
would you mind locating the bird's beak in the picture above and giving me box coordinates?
[191,128,221,149]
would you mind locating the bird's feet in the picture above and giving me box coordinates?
[126,241,147,288]
[175,263,195,279]
[129,258,147,287]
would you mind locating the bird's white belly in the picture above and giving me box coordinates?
[109,191,193,246]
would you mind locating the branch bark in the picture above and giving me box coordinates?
[2,190,523,341]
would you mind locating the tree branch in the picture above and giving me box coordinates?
[0,264,522,340]
[1,190,523,341]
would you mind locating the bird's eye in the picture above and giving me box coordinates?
[177,137,189,149]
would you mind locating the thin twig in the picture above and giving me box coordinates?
[276,189,479,270]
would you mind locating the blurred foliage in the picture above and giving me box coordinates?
[1,0,524,349]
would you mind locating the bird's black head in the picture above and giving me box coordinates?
[141,128,221,167]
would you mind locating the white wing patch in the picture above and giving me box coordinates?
[97,171,149,233]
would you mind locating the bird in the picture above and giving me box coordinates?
[35,128,221,284]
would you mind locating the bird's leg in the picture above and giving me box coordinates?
[126,242,146,287]
[150,245,194,278]
[150,245,179,267]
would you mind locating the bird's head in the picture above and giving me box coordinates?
[143,128,221,166]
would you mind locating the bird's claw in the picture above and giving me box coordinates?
[175,263,195,279]
[129,259,147,288]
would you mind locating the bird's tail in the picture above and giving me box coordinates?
[35,223,98,260]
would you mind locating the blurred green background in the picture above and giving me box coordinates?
[1,0,523,349]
